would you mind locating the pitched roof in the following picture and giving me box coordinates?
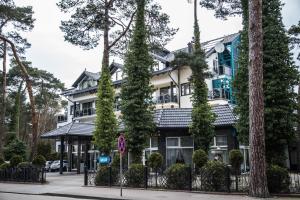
[72,71,100,88]
[41,105,236,138]
[173,33,240,57]
[155,104,236,128]
[41,122,95,138]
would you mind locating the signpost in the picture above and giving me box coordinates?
[118,134,126,197]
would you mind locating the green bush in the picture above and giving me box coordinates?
[192,149,208,169]
[125,164,144,187]
[94,166,118,186]
[0,162,10,170]
[201,160,227,191]
[32,155,46,167]
[10,155,23,168]
[165,163,190,190]
[3,138,27,160]
[37,142,52,160]
[48,152,59,161]
[148,152,163,170]
[0,157,4,165]
[17,162,32,168]
[267,165,290,193]
[229,149,243,173]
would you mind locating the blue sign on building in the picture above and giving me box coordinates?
[98,156,111,164]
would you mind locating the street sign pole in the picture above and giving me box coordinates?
[120,152,122,197]
[118,134,125,197]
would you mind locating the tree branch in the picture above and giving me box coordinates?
[0,34,39,159]
[108,10,136,50]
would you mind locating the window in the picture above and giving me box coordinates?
[181,82,192,96]
[152,61,165,71]
[82,102,93,115]
[213,59,218,74]
[215,135,228,146]
[70,105,74,115]
[166,137,194,167]
[115,70,122,81]
[114,96,121,111]
[144,137,159,165]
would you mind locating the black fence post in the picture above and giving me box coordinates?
[225,165,231,193]
[144,165,148,189]
[84,166,88,186]
[109,166,112,187]
[189,165,192,191]
[41,167,44,183]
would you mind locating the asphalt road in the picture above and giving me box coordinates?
[0,193,92,200]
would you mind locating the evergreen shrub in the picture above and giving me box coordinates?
[148,152,163,170]
[32,155,46,167]
[0,162,10,170]
[10,155,23,168]
[201,160,227,191]
[125,164,144,187]
[165,163,190,190]
[267,165,290,193]
[192,149,208,169]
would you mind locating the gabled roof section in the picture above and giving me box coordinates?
[173,33,240,57]
[110,62,124,74]
[72,70,100,88]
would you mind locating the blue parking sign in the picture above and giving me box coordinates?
[98,156,111,164]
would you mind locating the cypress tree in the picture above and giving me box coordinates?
[234,0,249,144]
[93,65,117,155]
[120,0,155,163]
[173,0,215,152]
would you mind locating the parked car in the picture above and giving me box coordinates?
[45,161,53,171]
[50,160,68,172]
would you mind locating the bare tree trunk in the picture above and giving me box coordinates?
[297,83,300,171]
[248,0,269,197]
[15,81,24,139]
[0,41,7,157]
[0,35,38,160]
[103,0,110,68]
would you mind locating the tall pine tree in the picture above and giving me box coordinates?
[121,0,155,164]
[236,0,298,165]
[201,0,299,166]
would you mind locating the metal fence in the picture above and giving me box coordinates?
[0,167,46,183]
[86,166,300,194]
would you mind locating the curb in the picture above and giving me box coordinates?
[42,193,129,200]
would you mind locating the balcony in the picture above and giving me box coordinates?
[153,94,178,104]
[213,65,231,77]
[74,108,96,118]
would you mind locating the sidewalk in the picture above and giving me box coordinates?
[0,173,297,200]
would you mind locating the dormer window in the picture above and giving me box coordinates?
[152,61,165,71]
[79,79,95,90]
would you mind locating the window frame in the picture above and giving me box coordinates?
[181,82,192,96]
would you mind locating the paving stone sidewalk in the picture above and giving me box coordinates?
[0,173,297,200]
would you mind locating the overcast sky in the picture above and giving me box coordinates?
[14,0,300,88]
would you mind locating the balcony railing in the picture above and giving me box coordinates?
[57,115,68,123]
[218,65,231,76]
[74,108,96,118]
[153,95,178,104]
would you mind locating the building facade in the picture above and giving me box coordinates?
[44,33,251,172]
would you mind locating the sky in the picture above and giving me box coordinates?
[13,0,300,88]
